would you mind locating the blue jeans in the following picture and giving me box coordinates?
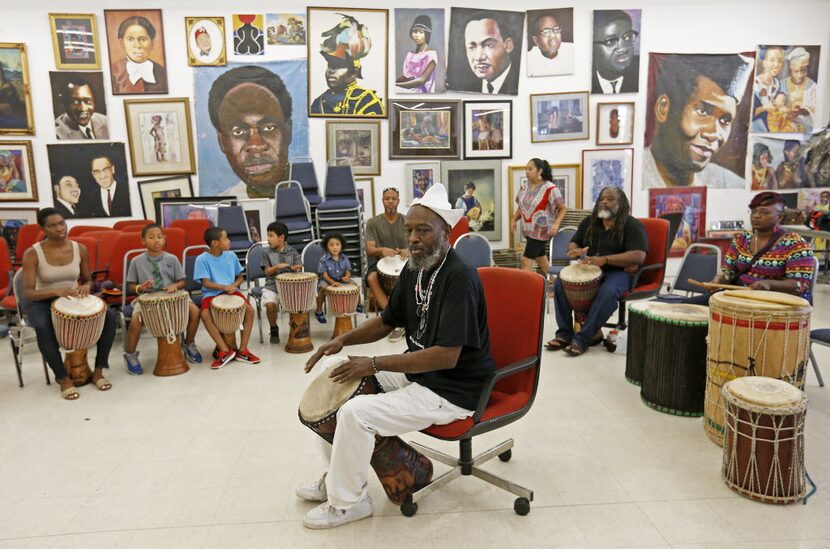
[554,271,631,347]
[27,299,117,381]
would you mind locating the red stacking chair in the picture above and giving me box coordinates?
[120,224,147,232]
[113,219,152,231]
[401,266,545,517]
[170,219,212,248]
[108,232,145,288]
[449,216,469,246]
[68,236,98,277]
[13,224,43,268]
[163,227,186,262]
[0,237,13,310]
[68,225,111,237]
[80,229,122,278]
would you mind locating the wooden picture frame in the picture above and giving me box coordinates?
[581,148,634,210]
[389,99,460,160]
[530,91,589,143]
[404,161,440,203]
[104,9,169,95]
[442,160,502,241]
[463,100,512,160]
[0,141,38,201]
[649,187,708,258]
[355,177,376,218]
[596,101,635,145]
[49,13,101,70]
[184,16,227,67]
[326,121,381,176]
[137,175,194,221]
[0,43,35,136]
[124,98,196,176]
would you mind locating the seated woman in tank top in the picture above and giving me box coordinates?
[22,208,117,400]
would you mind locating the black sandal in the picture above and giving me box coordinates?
[545,337,570,351]
[564,342,587,357]
[589,333,605,347]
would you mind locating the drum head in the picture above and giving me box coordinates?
[377,256,408,277]
[712,290,811,312]
[139,290,188,302]
[560,263,602,283]
[629,300,659,314]
[647,303,709,324]
[211,293,245,309]
[299,358,360,422]
[53,295,106,316]
[276,272,317,282]
[724,376,805,408]
[326,284,359,295]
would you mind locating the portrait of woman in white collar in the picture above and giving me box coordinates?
[105,10,169,95]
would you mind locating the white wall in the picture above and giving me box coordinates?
[4,0,830,259]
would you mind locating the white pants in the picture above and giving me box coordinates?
[319,370,472,509]
[261,288,279,305]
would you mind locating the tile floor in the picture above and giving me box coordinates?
[1,284,829,548]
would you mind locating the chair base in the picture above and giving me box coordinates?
[403,437,533,516]
[809,348,825,387]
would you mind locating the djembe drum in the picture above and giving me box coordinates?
[377,255,407,296]
[139,290,190,377]
[640,303,709,416]
[721,376,807,504]
[210,294,246,351]
[276,272,317,353]
[299,363,433,505]
[326,284,360,338]
[704,290,811,445]
[559,264,603,326]
[51,295,107,387]
[624,301,659,386]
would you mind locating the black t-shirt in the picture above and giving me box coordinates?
[381,248,495,410]
[572,216,648,271]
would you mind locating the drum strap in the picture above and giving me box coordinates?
[161,300,178,344]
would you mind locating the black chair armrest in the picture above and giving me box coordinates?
[472,356,538,422]
[91,268,109,281]
[630,262,665,289]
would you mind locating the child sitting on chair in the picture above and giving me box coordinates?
[194,226,260,369]
[261,221,302,344]
[124,223,202,375]
[315,233,355,324]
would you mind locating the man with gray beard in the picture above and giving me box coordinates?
[297,183,495,530]
[546,186,647,357]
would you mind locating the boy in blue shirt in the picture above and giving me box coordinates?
[194,226,260,369]
[315,233,355,323]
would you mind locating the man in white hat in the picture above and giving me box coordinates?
[297,183,495,529]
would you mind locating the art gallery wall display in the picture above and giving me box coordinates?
[155,196,234,228]
[0,141,37,201]
[47,142,131,219]
[404,161,440,203]
[394,8,446,94]
[797,188,830,211]
[748,135,824,190]
[446,7,525,96]
[751,45,821,134]
[49,71,109,140]
[442,160,502,241]
[0,43,35,136]
[49,13,101,70]
[355,178,376,218]
[648,187,707,257]
[266,14,307,46]
[237,197,271,242]
[463,100,512,160]
[581,148,634,209]
[124,97,196,176]
[104,9,169,95]
[0,208,38,259]
[389,100,460,160]
[643,52,754,190]
[307,7,388,118]
[326,121,381,176]
[530,91,589,142]
[596,102,634,146]
[591,9,641,94]
[525,8,574,77]
[185,16,227,67]
[137,175,194,221]
[233,14,265,56]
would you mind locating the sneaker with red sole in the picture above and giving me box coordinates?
[235,348,261,364]
[211,349,236,369]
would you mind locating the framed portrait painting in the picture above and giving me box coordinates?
[591,9,641,95]
[233,14,265,56]
[49,13,101,70]
[581,148,633,209]
[530,91,589,142]
[124,98,196,176]
[155,196,234,228]
[389,100,460,160]
[0,141,37,201]
[355,178,376,218]
[237,198,271,242]
[649,187,707,257]
[49,71,109,141]
[326,121,380,176]
[104,9,169,95]
[185,17,226,67]
[596,102,634,145]
[307,7,388,118]
[404,162,440,203]
[394,8,446,94]
[0,44,34,136]
[463,100,512,159]
[266,14,306,46]
[137,175,193,221]
[442,160,502,241]
[526,8,574,77]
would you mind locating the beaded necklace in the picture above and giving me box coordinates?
[413,250,449,341]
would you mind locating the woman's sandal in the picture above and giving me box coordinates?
[564,342,587,357]
[94,377,112,391]
[61,386,79,400]
[545,337,570,351]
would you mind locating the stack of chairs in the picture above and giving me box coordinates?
[274,181,315,249]
[315,160,364,277]
[290,156,323,218]
[217,205,254,266]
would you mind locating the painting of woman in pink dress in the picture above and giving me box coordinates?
[395,10,445,94]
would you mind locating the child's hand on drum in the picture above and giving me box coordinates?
[224,284,237,294]
[305,338,345,373]
[291,265,303,272]
[164,283,178,293]
[141,280,154,292]
[329,356,372,383]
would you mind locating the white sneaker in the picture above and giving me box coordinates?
[295,474,327,502]
[388,327,405,342]
[303,493,373,529]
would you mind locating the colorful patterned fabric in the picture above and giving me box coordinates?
[722,230,815,301]
[516,180,564,241]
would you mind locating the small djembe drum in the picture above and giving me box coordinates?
[139,290,190,377]
[326,284,360,338]
[51,295,107,387]
[705,290,811,446]
[559,264,603,327]
[377,255,407,296]
[721,376,807,504]
[210,294,246,351]
[276,272,317,353]
[299,359,433,505]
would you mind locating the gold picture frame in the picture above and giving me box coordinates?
[596,101,635,146]
[123,98,196,177]
[0,43,35,136]
[0,141,38,201]
[326,121,381,176]
[48,13,101,70]
[184,16,227,67]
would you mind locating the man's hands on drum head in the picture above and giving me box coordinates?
[567,246,589,259]
[305,337,345,373]
[328,356,373,383]
[397,248,411,259]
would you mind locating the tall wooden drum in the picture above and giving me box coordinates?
[624,301,659,386]
[51,295,107,387]
[559,264,603,325]
[210,294,246,351]
[139,290,190,377]
[705,290,811,446]
[325,284,360,339]
[276,272,317,353]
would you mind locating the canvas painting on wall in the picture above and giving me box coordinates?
[233,14,265,56]
[104,10,168,95]
[266,14,306,46]
[0,44,34,135]
[442,160,501,241]
[591,9,641,94]
[751,45,820,133]
[49,71,109,140]
[394,8,445,94]
[526,8,574,77]
[649,187,707,257]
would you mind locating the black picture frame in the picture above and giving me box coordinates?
[462,99,513,160]
[153,195,235,228]
[389,99,460,160]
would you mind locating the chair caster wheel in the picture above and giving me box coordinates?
[400,497,418,517]
[514,497,530,515]
[604,340,616,353]
[498,449,512,462]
